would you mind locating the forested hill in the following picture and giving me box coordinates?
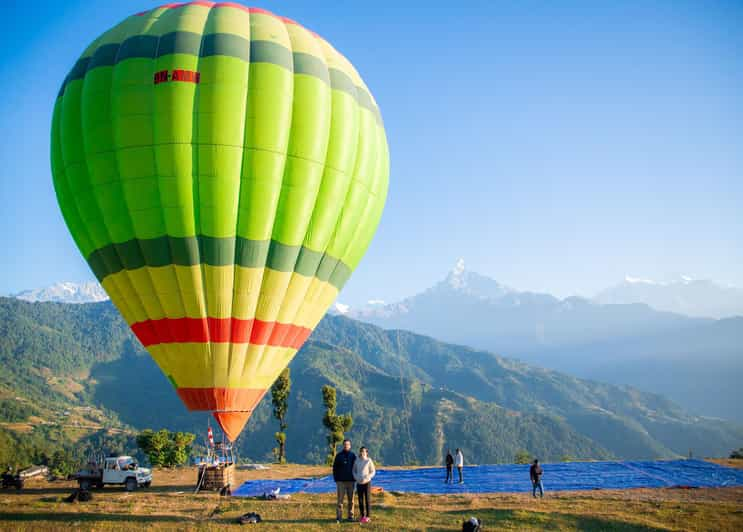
[1,297,741,466]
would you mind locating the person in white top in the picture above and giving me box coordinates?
[352,446,376,523]
[455,448,464,484]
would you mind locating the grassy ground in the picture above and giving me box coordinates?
[0,463,741,531]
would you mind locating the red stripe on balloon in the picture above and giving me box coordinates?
[176,386,267,412]
[131,317,313,349]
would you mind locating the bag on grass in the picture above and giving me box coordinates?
[238,512,262,524]
[462,516,482,532]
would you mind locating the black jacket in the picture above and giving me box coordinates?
[530,464,543,482]
[333,450,356,482]
[445,454,454,467]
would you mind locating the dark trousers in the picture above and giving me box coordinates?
[356,482,371,517]
[336,481,355,519]
[457,466,463,482]
[532,479,544,497]
[445,465,453,483]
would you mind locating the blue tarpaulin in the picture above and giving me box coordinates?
[232,459,743,496]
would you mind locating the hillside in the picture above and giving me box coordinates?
[1,297,741,467]
[345,263,743,422]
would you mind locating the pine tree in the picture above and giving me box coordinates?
[321,385,353,465]
[271,368,291,463]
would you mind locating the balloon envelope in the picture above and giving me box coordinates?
[51,2,389,441]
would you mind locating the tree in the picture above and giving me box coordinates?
[322,385,353,465]
[167,432,196,466]
[136,429,169,467]
[45,449,75,479]
[514,450,531,464]
[136,429,195,467]
[730,448,743,459]
[271,368,291,463]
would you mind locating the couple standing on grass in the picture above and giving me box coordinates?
[445,448,465,484]
[333,439,376,523]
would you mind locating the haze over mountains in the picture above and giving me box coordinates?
[2,297,741,465]
[14,264,743,320]
[594,275,743,319]
[340,261,743,422]
[10,267,743,423]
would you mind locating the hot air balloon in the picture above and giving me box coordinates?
[51,2,389,441]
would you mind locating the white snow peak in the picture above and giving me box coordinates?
[12,281,109,304]
[448,258,467,289]
[624,275,657,285]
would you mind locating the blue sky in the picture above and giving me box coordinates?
[0,0,741,305]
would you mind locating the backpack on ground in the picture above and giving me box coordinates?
[238,512,262,524]
[462,516,482,532]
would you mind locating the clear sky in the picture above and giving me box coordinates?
[0,0,741,305]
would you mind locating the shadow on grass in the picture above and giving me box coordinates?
[443,508,666,531]
[1,487,75,495]
[5,485,198,495]
[0,512,192,524]
[212,517,337,527]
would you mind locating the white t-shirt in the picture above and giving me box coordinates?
[455,451,464,467]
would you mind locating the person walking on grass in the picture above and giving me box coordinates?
[445,449,454,484]
[352,446,376,523]
[333,439,357,522]
[455,448,464,484]
[530,459,544,498]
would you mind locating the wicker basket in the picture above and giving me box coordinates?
[197,463,235,490]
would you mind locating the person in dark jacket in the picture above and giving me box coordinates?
[333,439,357,521]
[529,459,544,498]
[445,450,454,483]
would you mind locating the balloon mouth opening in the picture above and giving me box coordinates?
[212,411,251,442]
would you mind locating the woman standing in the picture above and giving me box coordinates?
[352,446,376,523]
[455,448,464,484]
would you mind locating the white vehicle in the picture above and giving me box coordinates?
[75,456,152,491]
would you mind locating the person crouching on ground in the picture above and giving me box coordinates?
[455,448,464,484]
[333,439,357,522]
[530,459,544,498]
[352,446,376,523]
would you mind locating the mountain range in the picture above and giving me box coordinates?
[11,281,108,304]
[14,268,743,320]
[594,275,743,319]
[9,269,743,422]
[341,261,743,422]
[1,297,741,467]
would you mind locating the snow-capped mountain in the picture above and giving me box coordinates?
[439,258,515,300]
[337,261,743,423]
[345,259,665,349]
[12,281,109,304]
[594,275,743,319]
[344,259,517,320]
[330,299,386,317]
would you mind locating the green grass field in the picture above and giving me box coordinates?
[1,463,742,531]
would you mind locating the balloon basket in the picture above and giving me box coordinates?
[196,463,235,492]
[194,424,237,493]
